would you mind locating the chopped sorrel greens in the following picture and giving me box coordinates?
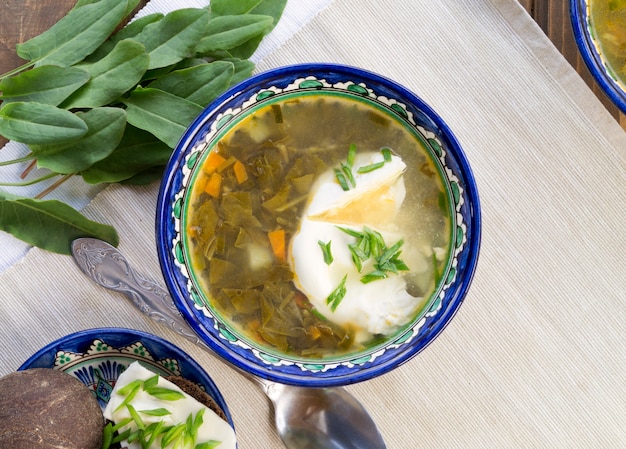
[0,0,287,254]
[185,94,452,359]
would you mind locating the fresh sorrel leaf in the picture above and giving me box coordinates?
[209,0,287,59]
[195,15,274,54]
[0,66,90,106]
[209,0,264,16]
[0,191,119,255]
[31,107,126,174]
[62,39,149,109]
[227,58,255,86]
[211,0,287,59]
[119,165,165,185]
[0,102,87,145]
[148,61,234,106]
[122,87,203,148]
[16,0,135,67]
[87,13,164,62]
[132,8,210,70]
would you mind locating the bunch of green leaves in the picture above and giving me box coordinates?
[0,0,286,254]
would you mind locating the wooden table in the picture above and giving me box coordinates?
[0,0,624,147]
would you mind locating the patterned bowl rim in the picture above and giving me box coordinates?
[18,327,234,427]
[156,63,482,387]
[570,0,626,113]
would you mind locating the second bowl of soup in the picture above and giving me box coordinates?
[157,63,481,386]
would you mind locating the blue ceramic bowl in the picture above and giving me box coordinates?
[157,63,481,387]
[19,327,234,428]
[571,0,626,113]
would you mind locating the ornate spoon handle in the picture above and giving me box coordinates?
[71,238,204,346]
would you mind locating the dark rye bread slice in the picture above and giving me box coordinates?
[0,368,103,449]
[165,375,228,421]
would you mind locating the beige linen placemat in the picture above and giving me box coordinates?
[0,1,625,447]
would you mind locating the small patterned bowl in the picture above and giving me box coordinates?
[570,0,626,113]
[19,327,234,426]
[156,63,481,387]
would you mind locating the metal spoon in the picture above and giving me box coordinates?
[71,237,386,449]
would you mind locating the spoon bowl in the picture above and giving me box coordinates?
[71,237,386,449]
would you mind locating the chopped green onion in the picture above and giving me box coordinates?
[361,270,387,284]
[334,168,350,191]
[144,421,164,448]
[341,162,356,188]
[111,428,132,445]
[196,441,223,449]
[378,239,404,265]
[357,161,385,173]
[114,382,141,412]
[327,274,348,312]
[102,422,114,449]
[143,375,159,390]
[162,423,186,447]
[318,240,334,265]
[347,143,357,167]
[127,404,145,430]
[139,407,172,416]
[381,147,392,162]
[117,379,142,396]
[337,226,364,239]
[144,386,186,401]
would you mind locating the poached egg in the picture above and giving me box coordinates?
[290,150,421,342]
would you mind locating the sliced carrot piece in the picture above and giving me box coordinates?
[204,151,226,174]
[233,159,248,184]
[204,172,222,198]
[268,228,286,262]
